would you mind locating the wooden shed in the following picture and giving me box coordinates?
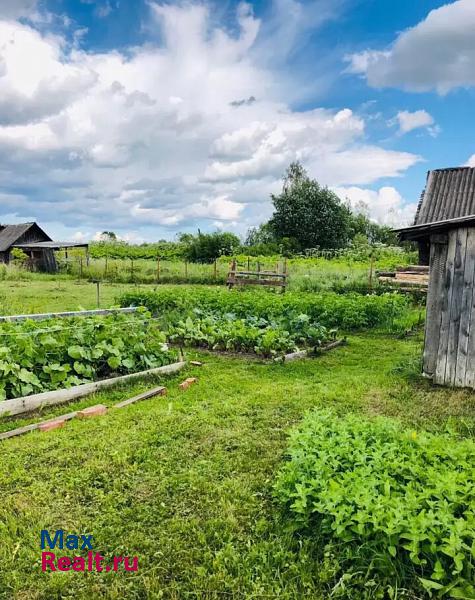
[397,167,475,388]
[0,222,88,273]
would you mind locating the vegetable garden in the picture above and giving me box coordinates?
[0,279,474,600]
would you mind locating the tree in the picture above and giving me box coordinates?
[100,231,117,241]
[269,162,352,250]
[179,231,241,263]
[349,210,399,246]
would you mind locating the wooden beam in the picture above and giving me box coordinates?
[114,386,167,408]
[0,361,186,417]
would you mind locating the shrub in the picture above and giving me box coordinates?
[274,410,475,598]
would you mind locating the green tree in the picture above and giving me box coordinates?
[179,231,240,263]
[269,162,352,250]
[349,211,399,246]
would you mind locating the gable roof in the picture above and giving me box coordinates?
[414,167,475,225]
[0,223,51,252]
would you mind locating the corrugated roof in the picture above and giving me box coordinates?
[0,223,36,252]
[14,241,89,249]
[414,167,475,225]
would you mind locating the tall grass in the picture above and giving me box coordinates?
[2,248,418,294]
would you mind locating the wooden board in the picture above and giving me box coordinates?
[434,229,457,385]
[455,228,475,386]
[423,239,448,377]
[445,227,468,385]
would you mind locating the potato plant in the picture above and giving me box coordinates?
[0,311,175,400]
[120,288,408,331]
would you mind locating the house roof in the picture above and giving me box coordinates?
[0,223,40,252]
[398,167,475,240]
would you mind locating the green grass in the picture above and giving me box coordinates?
[0,280,168,315]
[2,331,475,599]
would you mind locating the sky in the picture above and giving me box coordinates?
[0,0,474,243]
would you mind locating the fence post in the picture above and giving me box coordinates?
[157,256,160,283]
[213,259,217,280]
[369,252,375,291]
[80,257,83,279]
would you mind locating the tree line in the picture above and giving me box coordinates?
[94,162,403,263]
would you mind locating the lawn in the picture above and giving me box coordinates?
[0,282,474,599]
[1,326,475,599]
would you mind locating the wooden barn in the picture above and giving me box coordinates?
[0,222,88,272]
[397,167,475,389]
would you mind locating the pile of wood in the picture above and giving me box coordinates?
[377,265,429,292]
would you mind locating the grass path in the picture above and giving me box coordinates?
[2,333,475,599]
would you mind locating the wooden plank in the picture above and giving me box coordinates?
[0,411,77,441]
[114,386,167,408]
[378,277,428,289]
[0,307,138,323]
[463,230,475,388]
[396,265,430,273]
[0,361,186,417]
[423,240,448,377]
[445,228,468,385]
[434,230,457,385]
[229,271,287,279]
[226,278,286,287]
[455,228,475,386]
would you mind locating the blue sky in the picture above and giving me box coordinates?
[0,0,474,242]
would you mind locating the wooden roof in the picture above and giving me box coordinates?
[0,223,51,252]
[398,167,475,239]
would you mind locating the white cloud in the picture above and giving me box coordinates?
[346,0,475,94]
[394,110,437,135]
[334,186,417,227]
[0,1,420,239]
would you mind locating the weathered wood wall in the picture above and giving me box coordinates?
[424,226,475,388]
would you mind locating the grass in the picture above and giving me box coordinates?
[0,280,163,314]
[1,328,475,599]
[2,249,417,294]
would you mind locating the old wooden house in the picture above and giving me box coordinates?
[398,167,475,389]
[0,222,88,272]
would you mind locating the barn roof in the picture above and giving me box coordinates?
[397,167,475,239]
[14,241,88,250]
[415,167,475,225]
[0,223,46,252]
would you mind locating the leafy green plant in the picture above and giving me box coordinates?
[119,288,408,331]
[274,410,475,598]
[167,311,331,357]
[0,311,175,400]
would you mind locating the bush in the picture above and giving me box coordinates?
[274,410,475,598]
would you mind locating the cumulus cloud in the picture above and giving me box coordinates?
[346,0,475,94]
[333,186,418,227]
[393,110,438,136]
[0,1,419,239]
